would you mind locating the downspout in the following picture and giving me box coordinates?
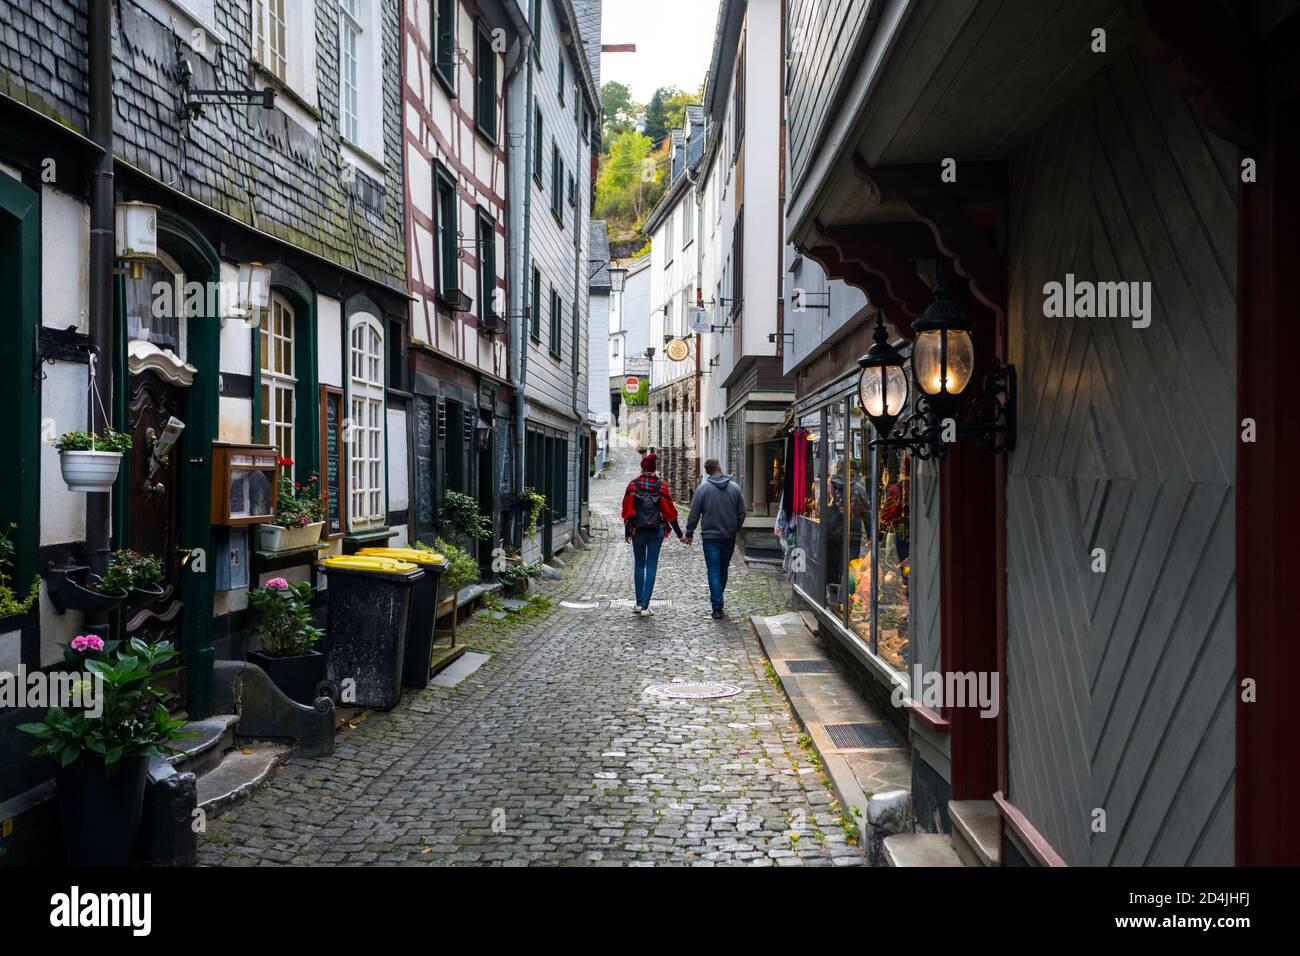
[686,152,704,493]
[510,23,535,548]
[86,0,114,597]
[570,92,585,546]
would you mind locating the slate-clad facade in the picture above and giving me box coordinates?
[0,0,408,860]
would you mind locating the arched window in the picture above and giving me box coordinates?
[259,292,296,468]
[349,313,385,528]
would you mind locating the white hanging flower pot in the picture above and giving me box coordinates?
[59,450,123,493]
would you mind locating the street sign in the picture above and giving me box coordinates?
[688,306,710,334]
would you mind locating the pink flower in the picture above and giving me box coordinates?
[71,635,105,653]
[266,577,290,590]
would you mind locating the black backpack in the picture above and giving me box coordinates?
[632,480,662,530]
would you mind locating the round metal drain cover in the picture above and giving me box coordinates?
[645,681,742,700]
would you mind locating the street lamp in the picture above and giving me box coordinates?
[114,201,160,280]
[234,262,272,323]
[608,266,627,294]
[856,313,909,440]
[856,261,1016,459]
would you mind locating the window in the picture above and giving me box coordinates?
[124,255,184,353]
[551,141,563,221]
[339,1,360,142]
[259,293,297,468]
[433,0,455,91]
[530,265,541,340]
[435,164,458,297]
[533,105,545,184]
[348,315,386,528]
[475,21,497,141]
[253,0,288,83]
[731,207,744,314]
[682,195,694,248]
[567,171,575,207]
[558,51,565,105]
[733,37,746,159]
[478,210,497,321]
[549,287,561,358]
[530,0,542,67]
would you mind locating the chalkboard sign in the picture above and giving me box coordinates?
[320,387,345,538]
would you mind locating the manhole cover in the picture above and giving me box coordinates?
[645,682,742,699]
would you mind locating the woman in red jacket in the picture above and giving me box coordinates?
[621,453,685,616]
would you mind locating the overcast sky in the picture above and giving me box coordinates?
[599,0,723,104]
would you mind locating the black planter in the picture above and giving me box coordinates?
[128,581,165,604]
[44,565,127,615]
[54,755,149,867]
[247,648,327,706]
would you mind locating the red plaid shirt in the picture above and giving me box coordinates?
[621,474,680,539]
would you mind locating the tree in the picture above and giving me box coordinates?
[642,87,675,148]
[595,128,659,226]
[600,81,640,153]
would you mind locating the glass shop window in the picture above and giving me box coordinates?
[873,443,911,671]
[824,402,853,614]
[847,405,875,645]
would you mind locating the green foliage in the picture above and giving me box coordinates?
[497,561,543,585]
[595,128,659,228]
[274,465,324,529]
[56,429,132,454]
[105,549,164,592]
[420,538,480,592]
[0,524,38,618]
[600,81,640,151]
[441,490,492,540]
[622,378,649,406]
[521,487,547,537]
[248,580,322,657]
[18,638,193,771]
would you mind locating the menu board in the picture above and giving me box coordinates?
[320,387,345,538]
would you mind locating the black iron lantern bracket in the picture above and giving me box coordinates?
[173,35,276,121]
[869,363,1016,460]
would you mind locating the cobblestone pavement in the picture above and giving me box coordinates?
[199,438,861,866]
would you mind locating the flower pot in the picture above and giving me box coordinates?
[59,450,123,493]
[256,521,324,553]
[54,754,149,866]
[128,581,165,604]
[44,565,128,615]
[247,648,327,706]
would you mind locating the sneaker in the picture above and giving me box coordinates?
[632,604,643,615]
[640,607,655,617]
[711,608,724,620]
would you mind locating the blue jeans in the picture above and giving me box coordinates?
[702,536,737,611]
[632,529,664,607]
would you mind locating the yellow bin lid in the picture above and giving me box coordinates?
[319,554,420,574]
[357,546,447,567]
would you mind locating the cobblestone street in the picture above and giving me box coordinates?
[199,439,860,866]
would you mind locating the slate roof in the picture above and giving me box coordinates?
[589,220,611,291]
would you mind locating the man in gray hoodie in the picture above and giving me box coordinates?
[684,458,748,619]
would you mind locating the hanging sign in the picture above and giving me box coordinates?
[688,307,711,334]
[624,376,641,392]
[666,338,691,362]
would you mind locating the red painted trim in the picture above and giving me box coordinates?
[903,699,951,731]
[1235,95,1300,865]
[993,791,1068,867]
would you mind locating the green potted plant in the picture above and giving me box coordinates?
[108,549,166,601]
[55,428,132,493]
[0,523,39,625]
[45,553,132,615]
[246,577,326,705]
[18,636,191,866]
[420,538,479,639]
[520,486,547,537]
[498,560,542,597]
[258,460,326,553]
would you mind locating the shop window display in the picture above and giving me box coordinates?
[874,444,911,669]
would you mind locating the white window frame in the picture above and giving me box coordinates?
[260,292,297,472]
[252,0,320,110]
[336,0,384,160]
[348,314,386,529]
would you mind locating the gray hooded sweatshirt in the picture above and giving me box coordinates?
[686,474,748,540]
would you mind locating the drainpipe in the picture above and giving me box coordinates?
[570,102,585,546]
[86,0,114,592]
[686,151,704,493]
[511,24,536,549]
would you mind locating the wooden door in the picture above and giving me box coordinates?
[125,369,187,704]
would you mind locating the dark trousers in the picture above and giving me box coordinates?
[632,529,664,607]
[702,536,737,611]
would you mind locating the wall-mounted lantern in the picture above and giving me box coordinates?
[234,262,272,323]
[857,261,1016,460]
[114,201,160,280]
[608,266,628,294]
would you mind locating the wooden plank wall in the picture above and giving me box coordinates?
[1004,48,1237,866]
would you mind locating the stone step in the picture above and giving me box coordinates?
[949,799,1000,866]
[882,833,965,867]
[168,715,239,779]
[196,746,291,818]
